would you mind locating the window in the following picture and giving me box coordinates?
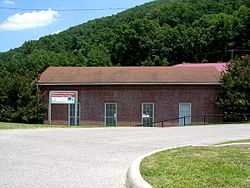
[142,103,154,127]
[105,103,117,126]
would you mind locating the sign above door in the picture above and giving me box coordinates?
[50,91,77,104]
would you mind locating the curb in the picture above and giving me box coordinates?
[125,142,250,188]
[214,142,250,147]
[125,144,190,188]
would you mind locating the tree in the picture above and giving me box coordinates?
[217,57,250,121]
[86,44,111,66]
[0,73,45,123]
[234,5,250,49]
[111,19,160,66]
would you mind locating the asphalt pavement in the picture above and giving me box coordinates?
[0,124,250,188]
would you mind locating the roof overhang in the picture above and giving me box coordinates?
[37,82,222,86]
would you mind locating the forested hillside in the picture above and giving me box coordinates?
[0,0,249,123]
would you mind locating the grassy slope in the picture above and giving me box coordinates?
[141,145,250,188]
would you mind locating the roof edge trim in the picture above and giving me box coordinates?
[37,82,221,86]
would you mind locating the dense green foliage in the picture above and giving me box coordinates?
[0,0,249,123]
[217,57,250,121]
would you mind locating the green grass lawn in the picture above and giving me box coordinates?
[0,122,104,129]
[141,145,250,188]
[0,122,51,129]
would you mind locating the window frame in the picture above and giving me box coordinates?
[104,103,118,126]
[141,103,155,126]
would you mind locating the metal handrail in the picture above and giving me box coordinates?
[136,113,250,127]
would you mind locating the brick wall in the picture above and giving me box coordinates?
[40,85,221,126]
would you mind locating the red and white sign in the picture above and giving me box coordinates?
[50,91,77,104]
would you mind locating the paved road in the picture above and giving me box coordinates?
[0,124,250,188]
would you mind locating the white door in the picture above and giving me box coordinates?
[179,103,192,126]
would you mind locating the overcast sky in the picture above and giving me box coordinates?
[0,0,152,52]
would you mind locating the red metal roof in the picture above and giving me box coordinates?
[38,64,227,85]
[173,63,227,72]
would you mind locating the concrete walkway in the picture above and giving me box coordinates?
[0,124,249,188]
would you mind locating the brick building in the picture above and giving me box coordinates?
[38,63,226,126]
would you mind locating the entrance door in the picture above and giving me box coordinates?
[105,103,117,126]
[68,103,80,126]
[142,103,154,127]
[179,103,192,126]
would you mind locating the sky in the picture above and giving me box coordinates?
[0,0,153,52]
